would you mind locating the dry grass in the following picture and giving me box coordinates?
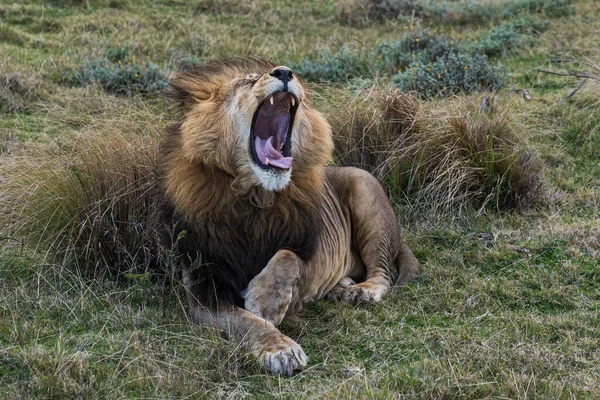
[0,125,163,277]
[321,86,543,218]
[0,60,43,114]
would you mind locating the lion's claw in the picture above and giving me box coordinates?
[342,281,387,305]
[261,336,308,376]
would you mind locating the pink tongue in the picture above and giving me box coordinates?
[255,137,293,169]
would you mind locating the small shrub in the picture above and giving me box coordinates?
[375,31,459,73]
[72,46,169,95]
[394,52,505,99]
[505,0,574,18]
[321,87,543,216]
[292,45,375,82]
[476,18,550,58]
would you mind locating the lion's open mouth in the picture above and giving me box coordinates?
[250,91,298,170]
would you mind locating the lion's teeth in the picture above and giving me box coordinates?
[278,143,283,151]
[269,97,274,105]
[291,97,295,107]
[265,158,270,165]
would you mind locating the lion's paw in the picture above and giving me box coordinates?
[260,335,308,376]
[342,281,388,305]
[326,277,357,302]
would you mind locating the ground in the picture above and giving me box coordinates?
[0,0,599,398]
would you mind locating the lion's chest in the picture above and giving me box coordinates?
[201,211,316,269]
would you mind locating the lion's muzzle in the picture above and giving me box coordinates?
[251,90,298,170]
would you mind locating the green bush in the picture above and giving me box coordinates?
[476,18,550,58]
[294,32,506,99]
[72,46,169,95]
[292,45,374,82]
[393,52,505,99]
[504,0,575,18]
[375,32,459,73]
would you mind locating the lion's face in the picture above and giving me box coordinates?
[171,59,333,192]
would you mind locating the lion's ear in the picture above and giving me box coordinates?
[169,72,214,113]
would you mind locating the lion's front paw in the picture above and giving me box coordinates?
[342,281,389,305]
[259,334,308,376]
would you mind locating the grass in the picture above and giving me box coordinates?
[337,0,575,27]
[1,0,599,398]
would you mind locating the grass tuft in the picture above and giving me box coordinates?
[0,129,163,277]
[0,63,43,113]
[322,87,543,216]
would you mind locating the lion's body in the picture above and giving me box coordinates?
[160,58,419,376]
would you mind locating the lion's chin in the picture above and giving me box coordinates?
[250,163,292,192]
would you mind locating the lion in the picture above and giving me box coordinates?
[160,58,420,376]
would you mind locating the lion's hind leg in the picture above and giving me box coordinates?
[331,167,418,305]
[325,276,356,302]
[342,277,390,305]
[341,243,419,304]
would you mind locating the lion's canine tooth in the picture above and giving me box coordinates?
[269,97,274,105]
[265,158,270,165]
[291,97,295,107]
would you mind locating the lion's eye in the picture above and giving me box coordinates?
[245,73,260,80]
[233,78,256,91]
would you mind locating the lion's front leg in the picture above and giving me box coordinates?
[193,305,308,376]
[182,260,307,376]
[242,249,301,326]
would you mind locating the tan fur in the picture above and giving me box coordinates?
[161,58,419,376]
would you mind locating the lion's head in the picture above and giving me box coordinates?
[168,58,333,193]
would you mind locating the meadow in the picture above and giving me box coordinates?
[1,0,599,398]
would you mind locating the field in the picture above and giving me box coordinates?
[1,0,599,398]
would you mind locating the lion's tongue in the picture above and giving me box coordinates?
[255,136,293,169]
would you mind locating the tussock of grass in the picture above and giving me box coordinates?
[322,87,543,215]
[0,129,163,277]
[0,63,43,113]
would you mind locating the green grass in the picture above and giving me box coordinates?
[1,0,600,398]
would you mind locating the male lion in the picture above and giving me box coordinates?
[160,58,419,376]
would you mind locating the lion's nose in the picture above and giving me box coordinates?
[270,67,293,90]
